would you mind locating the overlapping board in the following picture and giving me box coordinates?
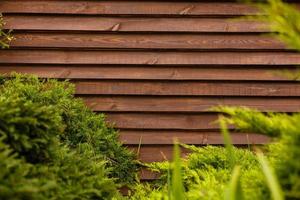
[1,0,300,180]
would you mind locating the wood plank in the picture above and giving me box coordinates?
[128,145,191,163]
[0,65,297,81]
[10,32,286,50]
[120,130,270,145]
[106,113,220,130]
[0,1,259,16]
[139,169,161,181]
[128,142,267,163]
[74,81,300,97]
[82,96,300,112]
[3,15,268,33]
[1,50,300,65]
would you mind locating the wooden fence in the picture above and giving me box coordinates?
[1,0,300,179]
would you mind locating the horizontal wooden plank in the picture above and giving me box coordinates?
[106,113,220,130]
[1,50,300,65]
[74,81,300,97]
[82,96,300,112]
[139,169,161,181]
[10,32,286,50]
[128,145,191,163]
[128,141,268,163]
[0,1,259,16]
[0,65,297,81]
[3,15,268,33]
[120,130,270,145]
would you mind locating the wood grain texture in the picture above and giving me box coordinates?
[128,143,267,163]
[105,113,220,130]
[74,80,300,97]
[120,130,270,145]
[0,65,296,81]
[82,96,300,112]
[128,145,191,162]
[3,15,268,33]
[1,50,300,65]
[10,32,286,50]
[1,0,299,164]
[0,1,259,16]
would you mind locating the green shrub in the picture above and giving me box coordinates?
[128,145,269,200]
[0,137,45,199]
[0,73,141,199]
[0,84,120,199]
[0,74,138,184]
[218,107,300,199]
[0,96,63,163]
[248,0,300,51]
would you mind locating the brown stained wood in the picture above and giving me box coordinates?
[1,50,300,65]
[0,0,297,154]
[3,15,268,33]
[0,1,259,16]
[128,142,265,163]
[10,32,286,50]
[0,65,296,81]
[128,145,190,162]
[82,96,300,112]
[106,113,220,130]
[139,169,161,181]
[74,81,300,97]
[119,130,270,145]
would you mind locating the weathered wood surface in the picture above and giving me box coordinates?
[3,15,268,33]
[83,96,300,112]
[74,81,300,96]
[1,50,300,65]
[1,0,300,175]
[0,1,259,16]
[10,32,286,50]
[0,65,297,81]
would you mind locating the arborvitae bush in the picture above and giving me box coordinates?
[129,145,269,200]
[217,107,300,199]
[0,74,139,199]
[0,137,44,199]
[0,74,138,184]
[0,93,118,199]
[0,96,62,163]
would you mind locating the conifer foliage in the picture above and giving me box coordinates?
[0,74,138,199]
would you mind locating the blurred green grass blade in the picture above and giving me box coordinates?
[224,166,244,200]
[257,153,285,200]
[220,117,236,169]
[171,141,186,200]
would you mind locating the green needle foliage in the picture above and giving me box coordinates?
[128,145,266,200]
[216,106,300,199]
[0,94,118,199]
[0,74,139,199]
[248,0,300,51]
[0,74,138,185]
[0,14,13,48]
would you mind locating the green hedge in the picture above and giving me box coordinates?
[0,74,139,199]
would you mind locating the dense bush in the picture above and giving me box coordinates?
[0,74,140,199]
[128,145,269,200]
[218,107,300,199]
[0,74,138,184]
